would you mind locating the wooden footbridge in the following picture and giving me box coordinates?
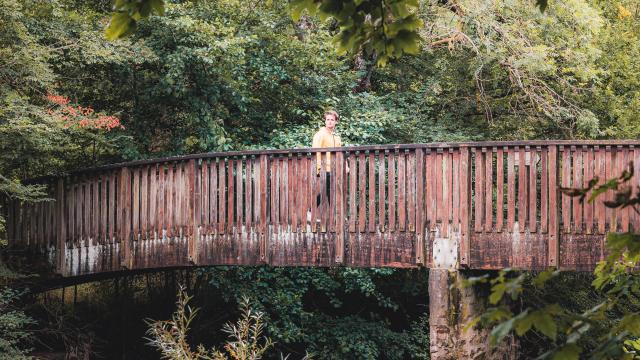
[4,140,639,277]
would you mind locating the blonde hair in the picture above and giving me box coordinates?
[323,110,339,122]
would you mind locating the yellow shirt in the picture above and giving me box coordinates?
[312,127,342,173]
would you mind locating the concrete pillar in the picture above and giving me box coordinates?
[429,268,518,359]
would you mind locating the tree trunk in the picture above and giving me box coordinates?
[429,268,518,359]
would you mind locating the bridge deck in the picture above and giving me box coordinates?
[3,141,640,277]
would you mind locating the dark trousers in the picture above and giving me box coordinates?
[316,172,331,206]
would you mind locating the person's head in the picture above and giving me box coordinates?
[323,110,339,131]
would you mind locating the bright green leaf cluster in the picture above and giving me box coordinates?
[105,0,164,40]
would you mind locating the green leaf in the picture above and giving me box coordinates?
[489,283,506,305]
[105,12,136,40]
[490,317,516,346]
[551,344,581,360]
[532,312,557,340]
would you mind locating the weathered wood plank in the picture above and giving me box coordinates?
[562,147,571,233]
[573,147,583,232]
[415,149,424,264]
[548,145,559,267]
[496,148,504,232]
[529,148,537,233]
[398,150,407,232]
[474,148,483,232]
[408,151,416,233]
[435,149,443,231]
[605,147,613,232]
[378,152,386,232]
[540,148,548,233]
[259,154,268,263]
[507,149,515,232]
[358,152,366,233]
[583,147,593,234]
[622,147,630,232]
[518,147,526,233]
[149,165,157,237]
[596,147,606,234]
[443,149,451,236]
[349,153,357,233]
[426,149,435,230]
[484,148,493,232]
[370,152,378,233]
[459,146,471,266]
[452,150,460,232]
[335,152,345,264]
[388,151,396,232]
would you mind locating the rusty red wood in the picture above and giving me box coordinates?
[426,149,435,230]
[443,149,451,236]
[459,146,471,266]
[496,148,504,232]
[529,148,537,233]
[622,147,630,232]
[474,148,483,232]
[484,148,493,232]
[548,145,559,267]
[573,147,583,232]
[452,150,460,232]
[358,152,366,233]
[408,151,416,233]
[371,152,379,233]
[335,152,345,263]
[562,147,571,233]
[388,151,396,232]
[415,149,424,264]
[378,152,387,232]
[583,147,593,234]
[349,153,357,233]
[507,149,515,232]
[518,147,526,233]
[540,148,548,233]
[595,147,605,234]
[398,151,407,232]
[149,165,157,237]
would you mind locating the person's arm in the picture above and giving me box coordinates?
[312,131,323,175]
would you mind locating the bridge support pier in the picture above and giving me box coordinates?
[428,269,518,359]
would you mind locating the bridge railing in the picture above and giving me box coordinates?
[3,141,639,276]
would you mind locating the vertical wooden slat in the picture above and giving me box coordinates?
[308,155,315,231]
[388,151,396,232]
[141,166,148,239]
[452,150,460,231]
[148,165,157,237]
[290,156,297,229]
[201,160,209,228]
[443,150,452,236]
[540,148,548,233]
[427,150,436,230]
[319,156,328,232]
[330,153,337,233]
[507,149,516,232]
[398,151,407,231]
[227,158,235,230]
[56,179,66,274]
[248,156,255,229]
[496,148,504,232]
[286,156,293,228]
[529,148,537,233]
[518,147,527,233]
[259,155,268,263]
[109,172,116,243]
[609,148,619,231]
[573,147,583,232]
[335,152,345,264]
[92,177,99,244]
[459,146,471,266]
[358,152,366,233]
[83,179,91,245]
[378,152,386,232]
[548,145,559,267]
[67,183,74,247]
[100,174,107,244]
[415,149,424,264]
[119,167,132,268]
[210,159,218,229]
[435,149,443,231]
[474,148,484,232]
[369,152,377,233]
[583,147,593,234]
[132,168,140,240]
[236,157,243,228]
[562,147,571,233]
[596,147,606,234]
[622,147,630,232]
[166,164,174,238]
[634,147,640,231]
[349,153,357,232]
[604,147,613,231]
[189,159,199,263]
[407,150,416,232]
[157,165,165,237]
[485,148,493,232]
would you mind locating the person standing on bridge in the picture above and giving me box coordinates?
[312,110,342,209]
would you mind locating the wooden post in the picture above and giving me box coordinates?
[56,178,66,275]
[335,152,345,264]
[188,159,200,264]
[459,146,471,267]
[548,145,560,268]
[118,167,132,269]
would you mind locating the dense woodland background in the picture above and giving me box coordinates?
[1,0,640,358]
